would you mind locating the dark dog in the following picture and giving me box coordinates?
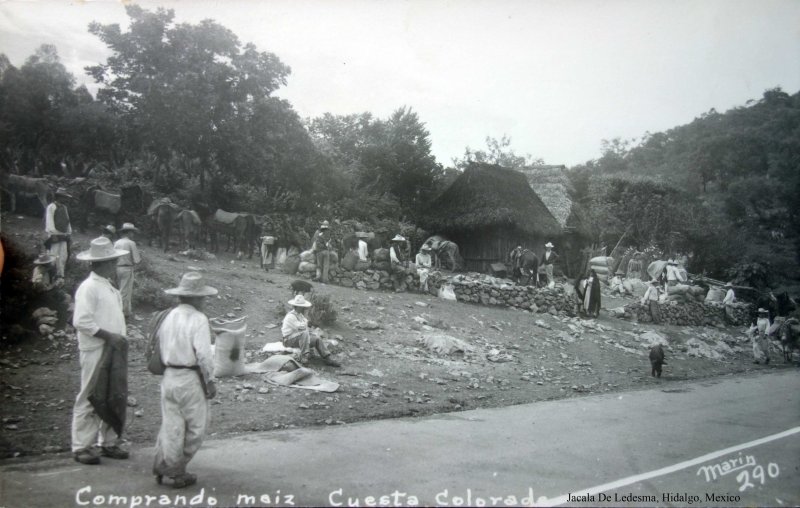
[649,344,667,378]
[291,279,313,296]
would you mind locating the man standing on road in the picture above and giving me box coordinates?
[114,223,141,319]
[152,272,218,488]
[282,295,340,367]
[71,237,129,465]
[45,187,73,279]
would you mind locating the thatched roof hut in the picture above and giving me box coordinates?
[516,165,593,276]
[516,165,572,228]
[422,163,561,272]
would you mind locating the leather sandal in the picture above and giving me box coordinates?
[171,473,197,489]
[74,449,100,465]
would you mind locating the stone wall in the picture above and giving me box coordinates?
[621,301,753,326]
[451,282,576,316]
[293,264,433,293]
[290,263,576,316]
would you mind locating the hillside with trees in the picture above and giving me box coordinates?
[568,88,800,289]
[1,5,797,291]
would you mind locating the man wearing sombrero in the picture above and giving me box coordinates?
[282,294,340,367]
[71,237,129,465]
[753,308,771,365]
[44,187,73,278]
[641,279,662,324]
[311,220,333,283]
[152,272,218,488]
[415,243,433,292]
[389,234,408,291]
[31,253,60,292]
[543,242,558,289]
[114,223,142,318]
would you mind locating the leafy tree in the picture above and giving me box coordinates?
[87,5,293,190]
[0,45,77,171]
[309,107,442,221]
[452,135,543,170]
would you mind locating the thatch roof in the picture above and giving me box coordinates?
[516,165,572,228]
[422,163,561,236]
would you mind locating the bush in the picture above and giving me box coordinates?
[727,261,772,290]
[307,291,337,327]
[132,256,174,311]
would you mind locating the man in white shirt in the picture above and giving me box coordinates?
[71,237,129,465]
[282,295,340,367]
[415,244,433,292]
[44,187,73,278]
[753,308,771,364]
[389,235,408,291]
[357,232,370,261]
[722,283,736,324]
[114,223,141,318]
[641,279,662,324]
[543,242,559,288]
[665,259,686,291]
[152,272,218,488]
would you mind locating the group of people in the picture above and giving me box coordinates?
[37,189,142,320]
[509,242,559,287]
[312,219,438,293]
[70,235,218,489]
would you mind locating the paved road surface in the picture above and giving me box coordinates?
[1,370,798,507]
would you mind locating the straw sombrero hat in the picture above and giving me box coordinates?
[76,237,129,262]
[288,294,312,307]
[355,231,369,239]
[421,244,432,251]
[33,253,56,265]
[545,242,554,248]
[54,187,73,199]
[320,220,330,229]
[119,222,139,233]
[391,234,406,242]
[103,225,116,235]
[164,272,218,297]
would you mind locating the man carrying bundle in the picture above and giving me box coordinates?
[71,237,129,465]
[152,272,218,488]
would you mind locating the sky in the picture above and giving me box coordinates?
[1,0,799,168]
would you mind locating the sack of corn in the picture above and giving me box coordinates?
[211,317,248,377]
[298,261,317,273]
[705,287,725,303]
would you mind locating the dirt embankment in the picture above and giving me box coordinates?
[0,214,792,460]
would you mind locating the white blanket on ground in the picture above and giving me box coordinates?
[245,354,339,392]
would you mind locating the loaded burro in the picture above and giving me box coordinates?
[1,161,798,493]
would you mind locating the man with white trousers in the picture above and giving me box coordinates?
[71,237,129,465]
[152,272,218,488]
[114,222,141,318]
